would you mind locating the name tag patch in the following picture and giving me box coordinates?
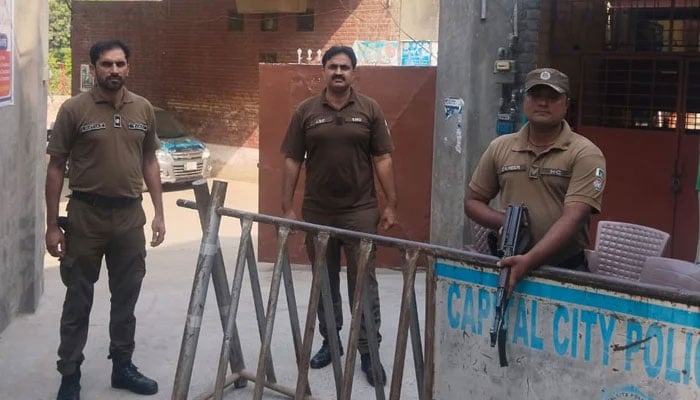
[80,122,106,133]
[128,122,148,132]
[307,116,334,129]
[499,165,526,174]
[539,168,572,177]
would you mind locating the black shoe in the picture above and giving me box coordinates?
[57,370,81,400]
[111,361,158,395]
[360,354,386,387]
[309,340,343,369]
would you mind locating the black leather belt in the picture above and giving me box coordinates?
[71,190,141,208]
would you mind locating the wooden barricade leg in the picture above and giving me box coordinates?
[192,180,247,389]
[253,226,291,399]
[295,232,330,399]
[409,277,425,399]
[172,181,227,400]
[243,224,278,384]
[317,236,344,399]
[389,249,420,400]
[423,256,436,400]
[213,218,253,400]
[340,239,373,400]
[361,243,386,400]
[281,251,311,395]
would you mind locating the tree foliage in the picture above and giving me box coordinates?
[49,0,71,52]
[49,0,71,94]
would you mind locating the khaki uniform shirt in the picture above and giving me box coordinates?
[469,121,606,264]
[47,87,159,198]
[281,88,394,214]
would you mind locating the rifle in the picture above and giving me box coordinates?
[490,204,530,367]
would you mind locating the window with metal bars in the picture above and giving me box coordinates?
[606,0,700,52]
[552,0,700,53]
[580,58,700,131]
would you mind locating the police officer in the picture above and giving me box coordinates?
[280,45,398,387]
[465,68,606,290]
[46,39,165,400]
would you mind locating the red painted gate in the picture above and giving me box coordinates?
[578,56,700,261]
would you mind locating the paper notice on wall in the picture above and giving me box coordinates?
[0,0,13,106]
[444,97,464,153]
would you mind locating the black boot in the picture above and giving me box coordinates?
[111,361,158,395]
[309,339,344,369]
[57,369,81,400]
[360,353,386,387]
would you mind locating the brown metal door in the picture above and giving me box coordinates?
[257,64,437,266]
[577,57,697,260]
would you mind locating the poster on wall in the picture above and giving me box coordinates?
[352,41,399,66]
[401,41,437,66]
[0,0,13,106]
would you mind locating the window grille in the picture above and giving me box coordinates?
[606,0,700,52]
[581,57,699,131]
[553,0,700,53]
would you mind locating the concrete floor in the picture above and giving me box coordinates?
[0,154,426,400]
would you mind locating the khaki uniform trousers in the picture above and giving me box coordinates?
[303,208,382,355]
[57,198,147,376]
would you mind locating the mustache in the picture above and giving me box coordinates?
[332,75,345,80]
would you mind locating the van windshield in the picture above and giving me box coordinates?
[155,110,188,139]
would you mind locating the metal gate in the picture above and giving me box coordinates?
[578,55,700,261]
[170,179,484,399]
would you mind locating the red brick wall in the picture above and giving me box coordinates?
[72,0,400,147]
